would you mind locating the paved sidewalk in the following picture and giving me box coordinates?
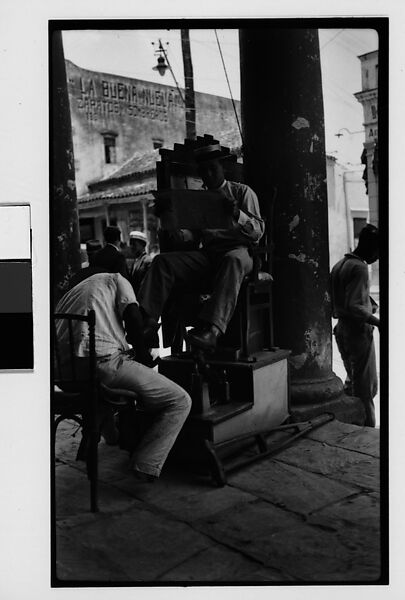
[54,417,382,584]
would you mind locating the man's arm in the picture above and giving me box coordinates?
[115,275,154,366]
[228,185,265,243]
[345,264,380,328]
[123,303,155,366]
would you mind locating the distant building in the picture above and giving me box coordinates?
[354,49,379,292]
[326,155,369,268]
[354,50,378,226]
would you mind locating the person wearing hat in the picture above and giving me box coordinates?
[330,224,380,427]
[67,239,107,291]
[128,230,153,295]
[93,225,129,279]
[138,141,264,350]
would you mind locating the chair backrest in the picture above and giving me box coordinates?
[53,310,96,392]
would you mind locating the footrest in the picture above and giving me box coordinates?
[205,413,335,486]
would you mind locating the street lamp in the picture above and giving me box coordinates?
[152,41,169,76]
[151,33,196,140]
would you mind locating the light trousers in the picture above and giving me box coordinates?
[138,247,253,334]
[97,351,191,476]
[334,320,378,427]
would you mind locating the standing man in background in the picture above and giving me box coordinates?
[330,224,380,427]
[128,230,153,295]
[93,225,129,279]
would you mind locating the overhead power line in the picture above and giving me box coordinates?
[214,29,243,146]
[320,29,345,50]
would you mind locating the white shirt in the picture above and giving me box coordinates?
[55,272,137,360]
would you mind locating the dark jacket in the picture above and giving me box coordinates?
[129,251,153,294]
[93,244,129,279]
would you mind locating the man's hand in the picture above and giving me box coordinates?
[135,350,156,368]
[368,314,380,329]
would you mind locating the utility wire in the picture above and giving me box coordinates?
[158,39,185,105]
[320,29,345,50]
[214,29,244,147]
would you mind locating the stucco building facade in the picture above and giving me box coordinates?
[354,49,379,291]
[326,156,369,268]
[354,49,378,227]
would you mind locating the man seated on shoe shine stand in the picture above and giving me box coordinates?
[55,271,191,481]
[137,142,265,351]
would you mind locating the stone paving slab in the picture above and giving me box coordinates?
[56,529,133,582]
[157,542,294,582]
[193,499,380,582]
[55,464,141,517]
[307,491,381,534]
[274,438,380,491]
[106,467,215,504]
[306,421,380,457]
[227,458,360,516]
[151,483,258,522]
[56,503,215,582]
[194,498,303,544]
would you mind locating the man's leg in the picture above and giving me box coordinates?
[189,247,253,349]
[334,322,377,427]
[97,352,191,477]
[334,323,355,395]
[137,250,211,321]
[353,327,378,427]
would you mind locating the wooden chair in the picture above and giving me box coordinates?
[52,310,99,512]
[53,310,141,511]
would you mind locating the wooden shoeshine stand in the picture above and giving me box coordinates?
[155,136,291,480]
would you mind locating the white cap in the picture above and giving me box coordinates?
[129,230,147,243]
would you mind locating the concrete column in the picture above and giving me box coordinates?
[240,29,345,410]
[51,30,81,302]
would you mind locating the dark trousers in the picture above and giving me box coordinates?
[334,320,378,427]
[137,247,253,334]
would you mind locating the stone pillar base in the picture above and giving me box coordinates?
[290,394,366,427]
[291,372,344,405]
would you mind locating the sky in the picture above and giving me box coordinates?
[62,27,378,167]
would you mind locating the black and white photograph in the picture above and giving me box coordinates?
[50,18,387,585]
[1,1,401,597]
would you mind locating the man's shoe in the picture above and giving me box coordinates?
[132,469,157,483]
[187,326,220,350]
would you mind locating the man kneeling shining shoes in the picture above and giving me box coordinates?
[55,270,191,482]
